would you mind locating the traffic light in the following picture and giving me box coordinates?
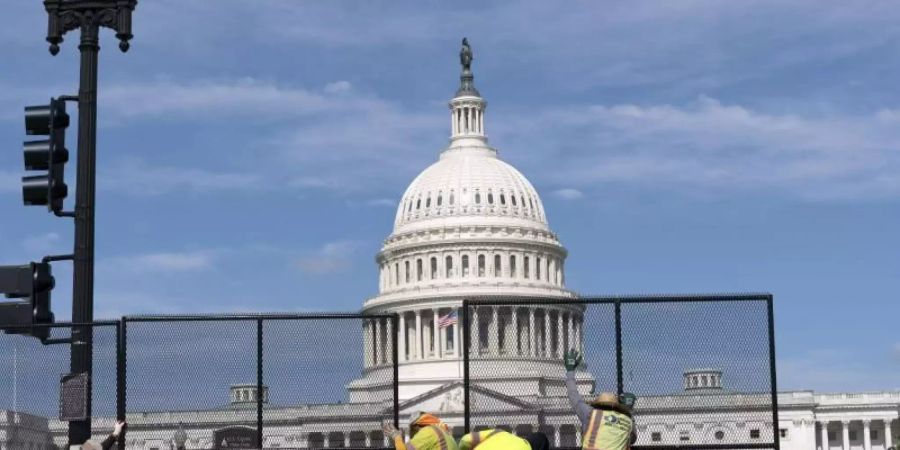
[0,262,56,342]
[23,98,69,212]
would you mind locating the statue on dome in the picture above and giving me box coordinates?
[460,37,473,73]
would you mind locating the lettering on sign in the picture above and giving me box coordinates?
[59,372,89,422]
[214,426,258,449]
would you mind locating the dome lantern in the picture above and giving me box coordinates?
[449,37,487,144]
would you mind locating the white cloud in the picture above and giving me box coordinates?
[519,97,900,201]
[296,240,361,275]
[552,188,584,200]
[324,80,353,94]
[22,232,61,254]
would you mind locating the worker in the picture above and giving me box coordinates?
[383,412,458,450]
[80,420,127,450]
[564,349,638,450]
[458,429,550,450]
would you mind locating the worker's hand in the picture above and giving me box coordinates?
[382,420,402,440]
[564,349,583,372]
[112,420,127,438]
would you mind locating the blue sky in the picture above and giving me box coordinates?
[0,1,898,393]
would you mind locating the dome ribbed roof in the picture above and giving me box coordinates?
[393,147,548,235]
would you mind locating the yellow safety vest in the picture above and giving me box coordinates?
[582,409,634,450]
[458,429,531,450]
[406,425,458,450]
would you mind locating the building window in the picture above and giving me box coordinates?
[437,194,442,206]
[494,255,501,276]
[750,429,760,439]
[462,255,470,276]
[780,429,788,439]
[488,193,494,204]
[500,194,506,205]
[651,432,662,442]
[416,199,421,210]
[405,261,410,283]
[445,256,453,278]
[449,192,455,205]
[395,263,399,285]
[426,196,431,208]
[475,192,481,204]
[715,431,725,440]
[510,255,517,277]
[430,257,438,279]
[511,195,517,206]
[478,255,485,277]
[849,431,858,441]
[417,259,423,281]
[871,430,879,440]
[524,256,530,279]
[828,432,836,442]
[536,257,542,280]
[679,431,690,442]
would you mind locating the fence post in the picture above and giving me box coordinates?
[614,299,623,396]
[257,318,264,449]
[393,315,400,429]
[116,320,127,450]
[767,295,780,450]
[462,299,471,434]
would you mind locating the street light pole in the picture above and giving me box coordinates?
[42,0,136,445]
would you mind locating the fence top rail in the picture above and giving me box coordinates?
[0,320,120,330]
[463,292,772,306]
[123,312,396,322]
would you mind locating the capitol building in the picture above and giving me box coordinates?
[1,44,898,450]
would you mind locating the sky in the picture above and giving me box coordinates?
[0,1,898,394]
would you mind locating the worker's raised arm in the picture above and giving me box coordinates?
[383,421,409,450]
[564,349,592,426]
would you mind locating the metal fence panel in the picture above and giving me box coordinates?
[0,323,118,449]
[463,295,778,450]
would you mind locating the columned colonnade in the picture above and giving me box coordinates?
[817,419,896,450]
[364,305,583,367]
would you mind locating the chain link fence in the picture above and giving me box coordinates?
[462,294,778,450]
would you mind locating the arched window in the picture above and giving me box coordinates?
[430,257,437,279]
[529,198,534,209]
[437,195,442,206]
[446,256,453,278]
[405,261,410,283]
[426,196,431,208]
[524,256,530,279]
[478,255,485,277]
[487,193,494,204]
[394,263,399,285]
[408,201,413,212]
[475,192,481,204]
[500,194,506,205]
[520,196,526,209]
[536,257,542,280]
[511,195,517,206]
[510,255,517,277]
[416,259,423,281]
[494,255,501,276]
[462,255,470,277]
[449,192,455,205]
[416,199,421,210]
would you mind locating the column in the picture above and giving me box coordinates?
[820,421,829,450]
[543,309,551,358]
[472,307,480,355]
[556,310,564,358]
[863,420,871,450]
[567,313,574,352]
[511,307,519,356]
[554,428,561,447]
[365,433,372,447]
[453,307,460,356]
[324,434,330,448]
[386,318,394,365]
[364,321,373,367]
[883,419,892,450]
[434,309,442,359]
[842,421,850,450]
[374,319,383,365]
[415,310,423,360]
[489,306,499,355]
[529,308,536,357]
[399,313,407,362]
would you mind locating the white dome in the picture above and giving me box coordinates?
[393,146,548,235]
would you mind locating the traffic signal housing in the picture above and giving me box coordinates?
[0,262,56,342]
[23,98,69,212]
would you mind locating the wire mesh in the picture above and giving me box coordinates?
[463,295,777,450]
[0,323,118,449]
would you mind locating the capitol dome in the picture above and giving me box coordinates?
[356,39,583,402]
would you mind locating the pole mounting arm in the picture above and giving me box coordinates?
[43,0,137,55]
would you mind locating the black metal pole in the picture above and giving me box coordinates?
[116,319,127,450]
[257,318,264,448]
[614,299,624,396]
[462,300,471,434]
[68,19,100,445]
[41,2,136,445]
[767,295,780,450]
[392,315,400,429]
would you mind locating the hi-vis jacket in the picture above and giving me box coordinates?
[393,425,458,450]
[458,429,531,450]
[566,371,637,450]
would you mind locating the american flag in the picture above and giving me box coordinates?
[438,311,458,328]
